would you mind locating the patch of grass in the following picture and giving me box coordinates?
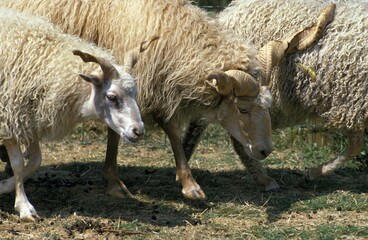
[291,191,368,212]
[254,224,368,240]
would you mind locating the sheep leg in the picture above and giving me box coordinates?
[154,116,206,200]
[182,121,279,191]
[2,140,39,221]
[305,131,364,181]
[102,127,133,198]
[182,120,209,161]
[0,141,42,194]
[230,136,279,191]
[0,144,13,175]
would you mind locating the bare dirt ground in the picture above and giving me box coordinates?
[1,125,368,239]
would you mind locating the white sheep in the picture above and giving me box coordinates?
[0,0,335,199]
[0,8,145,221]
[210,0,368,184]
[0,0,272,200]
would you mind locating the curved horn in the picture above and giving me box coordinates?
[285,3,336,54]
[124,35,160,74]
[257,40,288,86]
[257,3,335,85]
[206,71,233,95]
[225,70,260,97]
[72,50,119,79]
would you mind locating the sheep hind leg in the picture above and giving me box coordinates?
[102,127,133,198]
[0,141,42,195]
[305,131,364,181]
[154,116,206,200]
[230,136,279,191]
[0,144,13,176]
[3,139,39,222]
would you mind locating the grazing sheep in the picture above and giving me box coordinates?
[0,8,145,221]
[0,0,335,199]
[184,0,367,187]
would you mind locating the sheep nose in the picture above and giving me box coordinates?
[133,127,144,139]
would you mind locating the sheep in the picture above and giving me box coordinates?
[0,0,334,199]
[0,8,146,221]
[183,0,367,188]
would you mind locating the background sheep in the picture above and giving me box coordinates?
[182,0,367,187]
[0,0,334,199]
[0,8,144,221]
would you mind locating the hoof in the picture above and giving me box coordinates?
[106,180,133,199]
[21,215,39,222]
[304,168,313,183]
[106,186,133,199]
[264,179,280,192]
[20,212,39,222]
[182,187,206,200]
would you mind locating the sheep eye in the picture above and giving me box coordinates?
[106,94,117,102]
[238,108,249,114]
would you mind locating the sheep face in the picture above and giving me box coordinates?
[207,70,273,160]
[74,50,144,143]
[95,74,144,143]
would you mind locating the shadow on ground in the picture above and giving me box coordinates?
[1,161,367,227]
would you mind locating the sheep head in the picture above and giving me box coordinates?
[73,50,144,144]
[206,70,272,160]
[258,3,335,85]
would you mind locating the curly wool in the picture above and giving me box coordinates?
[1,0,260,123]
[0,8,116,145]
[219,0,368,132]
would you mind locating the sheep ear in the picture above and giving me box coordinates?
[206,71,233,96]
[257,3,335,85]
[124,35,160,74]
[78,73,102,87]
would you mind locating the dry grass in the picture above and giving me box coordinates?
[1,123,368,239]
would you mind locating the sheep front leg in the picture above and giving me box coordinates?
[305,131,364,181]
[182,120,209,161]
[103,127,133,198]
[230,136,279,191]
[155,116,206,200]
[3,140,38,221]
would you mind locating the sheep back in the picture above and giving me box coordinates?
[219,0,368,131]
[0,8,117,145]
[0,0,261,124]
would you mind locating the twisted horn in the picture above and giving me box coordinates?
[206,71,233,96]
[124,35,160,74]
[257,3,335,85]
[225,70,260,97]
[72,50,119,79]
